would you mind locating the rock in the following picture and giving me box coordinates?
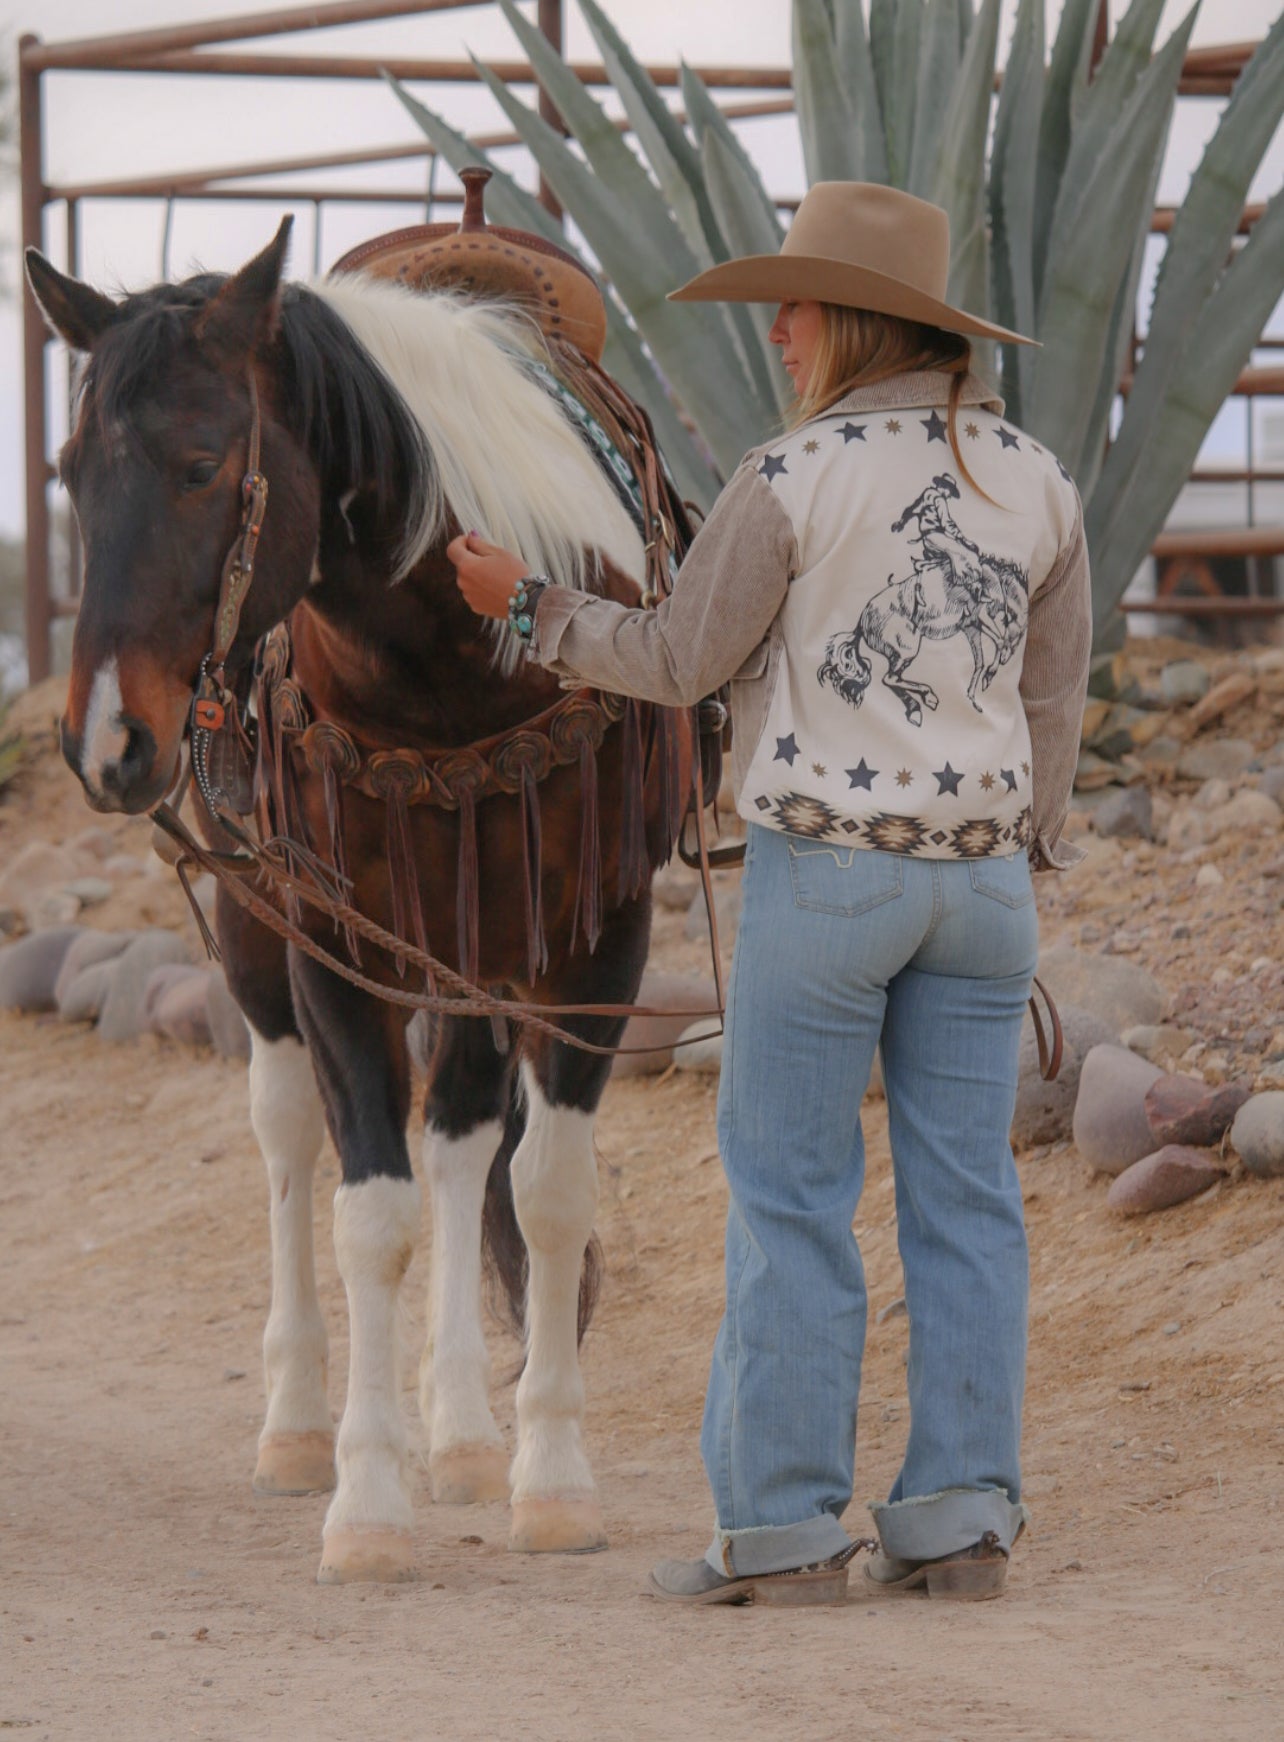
[1071,1044,1165,1175]
[53,929,136,1006]
[1164,806,1206,852]
[57,959,121,1024]
[206,969,252,1060]
[672,1020,723,1074]
[1194,863,1223,889]
[1192,777,1232,812]
[1144,1073,1252,1147]
[1159,661,1210,706]
[143,964,205,1028]
[1012,1005,1115,1148]
[150,972,215,1049]
[0,906,22,939]
[1256,768,1284,808]
[1106,1146,1225,1215]
[1121,1024,1197,1068]
[1229,1092,1284,1179]
[1255,1060,1284,1090]
[97,930,192,1044]
[875,1297,907,1325]
[0,927,85,1013]
[62,875,113,908]
[1176,739,1256,782]
[650,861,701,913]
[1073,750,1121,792]
[684,880,743,942]
[1206,790,1282,835]
[103,853,149,878]
[1091,786,1153,841]
[0,842,81,931]
[1187,670,1256,728]
[1138,734,1182,768]
[1037,946,1164,1035]
[68,826,118,863]
[29,890,83,931]
[612,971,720,1078]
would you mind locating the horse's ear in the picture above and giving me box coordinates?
[197,215,294,360]
[25,250,121,352]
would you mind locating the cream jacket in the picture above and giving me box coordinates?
[531,369,1092,869]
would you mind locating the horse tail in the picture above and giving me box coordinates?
[819,618,872,707]
[481,1066,602,1349]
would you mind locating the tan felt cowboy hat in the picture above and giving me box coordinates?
[669,181,1036,347]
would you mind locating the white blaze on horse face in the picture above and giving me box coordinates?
[419,1120,505,1462]
[508,1067,598,1506]
[248,1032,330,1468]
[324,1175,422,1540]
[81,655,128,792]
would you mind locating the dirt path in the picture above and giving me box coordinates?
[3,673,1284,1741]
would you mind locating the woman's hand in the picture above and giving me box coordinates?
[446,530,530,620]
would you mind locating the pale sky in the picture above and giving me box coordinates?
[2,0,1282,540]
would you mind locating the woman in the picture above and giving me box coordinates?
[449,182,1091,1606]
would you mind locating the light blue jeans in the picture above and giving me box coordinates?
[702,824,1038,1578]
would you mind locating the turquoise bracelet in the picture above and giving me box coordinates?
[507,575,549,643]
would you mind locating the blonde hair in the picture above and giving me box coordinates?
[789,304,994,501]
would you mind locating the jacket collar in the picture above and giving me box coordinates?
[816,369,1004,419]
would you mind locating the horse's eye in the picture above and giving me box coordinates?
[184,458,221,491]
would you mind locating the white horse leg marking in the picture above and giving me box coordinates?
[507,1065,605,1553]
[319,1174,421,1584]
[248,1031,334,1496]
[420,1120,509,1503]
[81,656,128,793]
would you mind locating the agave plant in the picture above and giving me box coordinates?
[389,0,1284,650]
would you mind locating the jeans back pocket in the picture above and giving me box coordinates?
[787,838,904,916]
[968,851,1034,908]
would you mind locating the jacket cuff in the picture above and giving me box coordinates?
[527,585,596,672]
[1030,829,1086,872]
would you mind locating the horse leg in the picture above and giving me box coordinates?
[287,954,421,1584]
[507,893,650,1554]
[218,895,334,1498]
[419,1016,511,1505]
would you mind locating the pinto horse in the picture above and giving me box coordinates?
[27,219,694,1584]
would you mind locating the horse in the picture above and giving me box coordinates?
[818,553,1028,725]
[26,215,695,1585]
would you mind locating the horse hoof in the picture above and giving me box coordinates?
[431,1444,510,1505]
[509,1498,607,1554]
[317,1527,418,1584]
[253,1431,336,1496]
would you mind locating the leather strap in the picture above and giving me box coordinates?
[1027,974,1063,1082]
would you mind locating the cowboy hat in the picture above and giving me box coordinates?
[668,181,1036,347]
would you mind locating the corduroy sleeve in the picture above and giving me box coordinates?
[1022,499,1092,871]
[528,460,797,706]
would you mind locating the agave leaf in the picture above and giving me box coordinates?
[386,76,722,504]
[700,129,793,417]
[1032,0,1099,305]
[575,0,712,265]
[1087,185,1284,616]
[1041,0,1170,306]
[1029,8,1198,481]
[468,55,766,471]
[868,0,899,150]
[793,0,861,182]
[907,0,962,198]
[679,64,785,254]
[833,0,890,182]
[1088,12,1284,541]
[949,207,995,384]
[956,0,973,49]
[578,0,781,410]
[988,0,1043,418]
[932,0,999,256]
[885,0,923,188]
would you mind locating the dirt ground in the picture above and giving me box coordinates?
[2,668,1283,1742]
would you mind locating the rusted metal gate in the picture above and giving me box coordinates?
[15,3,1276,679]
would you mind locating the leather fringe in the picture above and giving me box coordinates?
[455,787,480,984]
[387,791,429,980]
[519,763,547,984]
[618,696,648,905]
[321,764,361,964]
[572,736,602,955]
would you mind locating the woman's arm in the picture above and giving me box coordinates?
[1021,501,1092,871]
[449,460,798,707]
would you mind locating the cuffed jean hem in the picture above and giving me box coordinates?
[870,1487,1028,1560]
[705,1512,853,1578]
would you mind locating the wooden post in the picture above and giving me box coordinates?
[536,0,564,224]
[19,35,51,686]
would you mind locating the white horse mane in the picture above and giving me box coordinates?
[314,276,645,658]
